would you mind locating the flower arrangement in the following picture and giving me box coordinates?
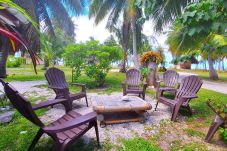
[140,51,162,65]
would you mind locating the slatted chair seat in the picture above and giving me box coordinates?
[122,69,147,100]
[45,67,88,112]
[0,79,100,151]
[156,70,179,99]
[158,97,176,106]
[155,75,203,121]
[50,111,89,143]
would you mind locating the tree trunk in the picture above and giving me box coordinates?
[207,51,219,80]
[42,56,49,70]
[0,36,10,78]
[119,20,130,73]
[119,48,127,73]
[131,16,139,69]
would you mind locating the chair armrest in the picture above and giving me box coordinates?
[32,99,67,110]
[71,83,86,87]
[71,83,86,92]
[43,112,97,133]
[180,95,198,99]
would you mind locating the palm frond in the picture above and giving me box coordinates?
[106,1,126,30]
[150,0,197,32]
[90,0,117,25]
[61,0,83,15]
[45,0,75,37]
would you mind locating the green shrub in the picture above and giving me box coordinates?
[64,40,121,86]
[6,55,22,68]
[140,66,150,81]
[85,50,110,87]
[220,128,227,143]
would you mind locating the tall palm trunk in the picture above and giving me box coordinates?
[0,36,10,78]
[131,16,139,69]
[207,51,219,80]
[119,47,127,72]
[119,20,130,73]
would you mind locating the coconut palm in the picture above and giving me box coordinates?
[0,0,84,78]
[108,20,130,72]
[89,0,142,69]
[138,0,197,32]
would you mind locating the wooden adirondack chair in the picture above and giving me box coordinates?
[122,69,147,100]
[155,75,203,121]
[156,70,179,98]
[0,79,100,151]
[45,67,88,112]
[205,101,227,142]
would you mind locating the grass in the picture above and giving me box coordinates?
[176,69,227,82]
[171,142,208,151]
[118,138,161,151]
[6,65,125,93]
[184,128,205,137]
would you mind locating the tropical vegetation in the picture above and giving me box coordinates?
[64,40,121,86]
[167,0,227,80]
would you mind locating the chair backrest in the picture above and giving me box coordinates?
[45,67,70,98]
[126,69,141,89]
[176,75,203,99]
[0,79,44,127]
[163,70,179,87]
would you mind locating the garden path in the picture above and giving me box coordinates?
[178,72,227,94]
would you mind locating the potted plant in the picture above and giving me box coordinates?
[140,51,162,86]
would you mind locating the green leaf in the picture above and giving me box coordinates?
[188,28,196,36]
[211,22,221,31]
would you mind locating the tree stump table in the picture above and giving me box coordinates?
[93,96,152,126]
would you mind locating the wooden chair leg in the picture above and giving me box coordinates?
[85,95,89,107]
[142,93,145,100]
[154,101,159,111]
[94,122,100,147]
[205,120,223,142]
[28,129,43,151]
[171,104,181,121]
[58,139,70,151]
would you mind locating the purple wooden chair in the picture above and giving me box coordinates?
[156,70,179,98]
[205,101,227,142]
[122,69,147,100]
[45,67,88,112]
[155,75,203,121]
[0,79,100,151]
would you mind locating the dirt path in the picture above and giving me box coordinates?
[178,72,227,94]
[0,80,46,93]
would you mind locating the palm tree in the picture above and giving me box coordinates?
[140,0,197,32]
[0,0,84,78]
[89,0,142,69]
[109,20,130,72]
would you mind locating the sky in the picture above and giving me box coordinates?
[73,16,168,47]
[72,1,175,67]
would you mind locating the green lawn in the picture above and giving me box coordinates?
[176,69,227,82]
